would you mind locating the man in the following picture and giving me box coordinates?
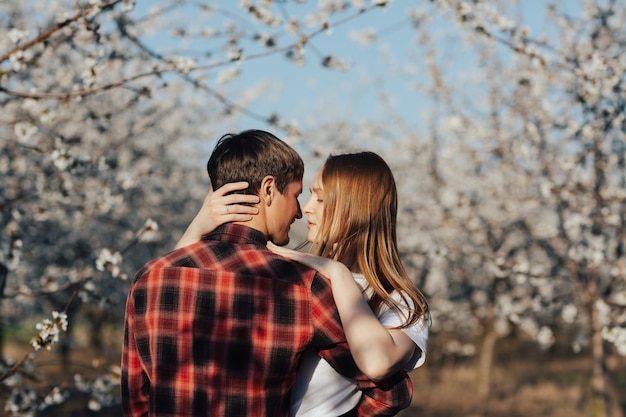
[121,130,412,416]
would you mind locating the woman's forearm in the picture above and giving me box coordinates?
[327,264,415,381]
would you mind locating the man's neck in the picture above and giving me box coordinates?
[232,218,268,239]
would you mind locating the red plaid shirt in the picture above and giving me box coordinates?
[121,224,412,417]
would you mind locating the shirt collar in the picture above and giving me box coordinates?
[203,223,267,247]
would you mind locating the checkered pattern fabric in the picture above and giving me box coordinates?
[121,223,411,416]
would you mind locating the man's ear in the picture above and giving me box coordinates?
[260,175,275,206]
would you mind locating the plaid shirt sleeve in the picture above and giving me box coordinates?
[309,273,413,416]
[121,270,150,417]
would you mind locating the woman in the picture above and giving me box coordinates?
[176,152,429,417]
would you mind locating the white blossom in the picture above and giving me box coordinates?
[561,304,578,324]
[537,326,555,349]
[304,12,319,28]
[596,299,611,327]
[8,28,29,44]
[319,0,349,16]
[95,248,123,277]
[285,19,300,35]
[239,0,252,9]
[227,48,244,62]
[121,0,135,13]
[5,387,37,417]
[86,1,102,19]
[117,171,137,190]
[9,49,26,71]
[602,326,626,356]
[217,67,240,84]
[495,14,515,31]
[322,55,352,71]
[174,57,196,73]
[138,218,159,242]
[39,386,69,410]
[349,28,377,45]
[248,5,281,26]
[30,311,68,351]
[14,121,38,143]
[51,149,74,171]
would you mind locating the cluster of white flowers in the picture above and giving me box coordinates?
[86,0,104,19]
[217,67,240,84]
[285,47,306,66]
[30,311,68,351]
[8,28,29,44]
[81,56,99,87]
[285,19,300,36]
[349,28,377,45]
[121,0,136,13]
[602,326,626,356]
[351,0,367,9]
[95,187,124,214]
[39,386,69,410]
[95,248,123,278]
[116,171,137,190]
[536,326,555,350]
[173,57,196,74]
[247,4,281,27]
[318,0,349,17]
[561,304,578,324]
[8,49,32,71]
[13,121,38,144]
[74,366,121,412]
[4,386,37,417]
[137,218,159,243]
[321,54,352,71]
[227,48,244,62]
[50,148,74,171]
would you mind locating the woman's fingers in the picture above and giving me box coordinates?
[210,182,260,215]
[225,204,258,216]
[267,242,339,278]
[212,181,250,196]
[223,194,260,206]
[267,242,302,261]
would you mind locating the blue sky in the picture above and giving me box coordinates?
[134,2,441,132]
[134,1,583,137]
[207,1,581,132]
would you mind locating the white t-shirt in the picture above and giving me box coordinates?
[291,273,429,417]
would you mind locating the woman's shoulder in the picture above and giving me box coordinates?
[350,272,368,292]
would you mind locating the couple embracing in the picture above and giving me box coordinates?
[121,129,429,417]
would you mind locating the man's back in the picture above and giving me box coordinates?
[122,223,412,417]
[122,224,321,416]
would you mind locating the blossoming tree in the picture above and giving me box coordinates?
[1,1,625,416]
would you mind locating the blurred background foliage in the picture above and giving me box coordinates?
[1,1,625,416]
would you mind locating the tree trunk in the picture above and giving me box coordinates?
[0,263,6,354]
[589,276,609,417]
[477,327,497,400]
[477,305,498,400]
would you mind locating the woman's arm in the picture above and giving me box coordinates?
[267,242,416,382]
[175,182,259,249]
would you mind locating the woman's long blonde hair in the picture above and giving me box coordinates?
[310,152,428,328]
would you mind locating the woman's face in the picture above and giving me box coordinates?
[302,169,325,243]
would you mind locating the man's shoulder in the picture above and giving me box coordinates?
[131,241,208,283]
[132,241,322,287]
